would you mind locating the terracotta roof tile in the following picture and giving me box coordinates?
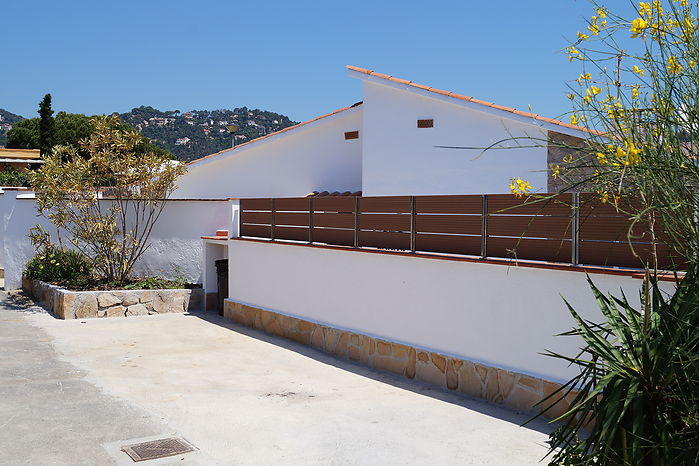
[187,101,364,166]
[347,65,599,135]
[449,93,473,102]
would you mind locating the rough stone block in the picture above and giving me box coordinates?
[377,341,391,356]
[106,305,126,317]
[458,361,483,398]
[506,385,541,413]
[120,294,139,307]
[334,332,349,358]
[348,346,360,361]
[517,375,543,394]
[416,360,446,387]
[391,343,410,359]
[97,293,121,308]
[74,295,98,319]
[405,348,416,379]
[126,304,148,316]
[372,355,407,376]
[430,353,446,373]
[446,359,460,390]
[310,326,325,349]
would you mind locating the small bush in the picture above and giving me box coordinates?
[24,247,93,283]
[0,169,31,187]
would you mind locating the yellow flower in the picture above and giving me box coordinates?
[570,114,579,125]
[509,178,533,197]
[632,86,639,99]
[577,72,592,84]
[552,165,561,179]
[639,2,651,17]
[597,7,607,18]
[632,65,645,76]
[631,17,649,37]
[690,60,697,68]
[577,31,589,40]
[590,86,602,95]
[567,46,581,62]
[600,191,610,203]
[596,152,608,164]
[567,93,575,100]
[626,142,641,164]
[667,55,683,74]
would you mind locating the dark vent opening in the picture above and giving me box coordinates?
[344,131,359,140]
[417,119,434,128]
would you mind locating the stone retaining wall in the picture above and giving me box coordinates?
[224,299,576,420]
[23,278,204,319]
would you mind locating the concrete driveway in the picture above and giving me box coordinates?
[0,292,554,465]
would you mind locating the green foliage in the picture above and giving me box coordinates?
[5,118,39,149]
[38,94,55,156]
[0,168,30,187]
[31,115,186,284]
[6,107,173,160]
[121,276,187,290]
[536,272,699,465]
[24,246,93,283]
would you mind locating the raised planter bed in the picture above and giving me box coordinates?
[22,278,204,319]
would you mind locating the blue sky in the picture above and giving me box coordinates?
[2,0,600,123]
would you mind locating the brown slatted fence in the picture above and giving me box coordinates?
[239,194,681,270]
[486,194,573,263]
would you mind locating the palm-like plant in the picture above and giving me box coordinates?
[536,270,699,465]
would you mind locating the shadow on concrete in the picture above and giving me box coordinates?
[189,309,558,439]
[0,290,51,315]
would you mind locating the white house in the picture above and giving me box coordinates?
[173,65,590,200]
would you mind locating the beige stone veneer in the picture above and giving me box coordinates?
[23,278,204,319]
[224,300,575,419]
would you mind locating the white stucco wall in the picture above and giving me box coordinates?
[173,106,363,199]
[227,240,675,383]
[359,80,580,196]
[0,191,230,290]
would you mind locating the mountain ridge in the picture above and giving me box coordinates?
[0,105,298,161]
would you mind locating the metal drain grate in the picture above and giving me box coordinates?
[121,437,195,462]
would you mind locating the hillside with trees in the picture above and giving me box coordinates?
[0,109,24,146]
[1,104,297,162]
[118,106,297,161]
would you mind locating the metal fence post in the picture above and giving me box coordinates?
[410,196,416,253]
[481,195,488,258]
[270,198,276,241]
[571,192,580,265]
[354,196,360,248]
[308,197,314,244]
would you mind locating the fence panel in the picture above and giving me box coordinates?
[238,194,679,270]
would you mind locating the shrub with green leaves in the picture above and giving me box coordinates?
[24,247,93,284]
[537,272,698,465]
[0,168,30,187]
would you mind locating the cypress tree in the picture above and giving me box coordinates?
[38,94,55,156]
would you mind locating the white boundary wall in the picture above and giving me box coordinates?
[0,189,230,290]
[228,239,675,383]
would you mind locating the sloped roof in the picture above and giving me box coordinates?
[347,65,596,134]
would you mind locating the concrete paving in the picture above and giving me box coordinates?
[1,292,555,465]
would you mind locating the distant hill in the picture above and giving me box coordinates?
[119,106,298,161]
[0,105,297,161]
[0,109,24,147]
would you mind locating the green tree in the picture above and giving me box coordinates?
[38,94,55,156]
[30,115,186,283]
[6,111,173,160]
[5,118,39,149]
